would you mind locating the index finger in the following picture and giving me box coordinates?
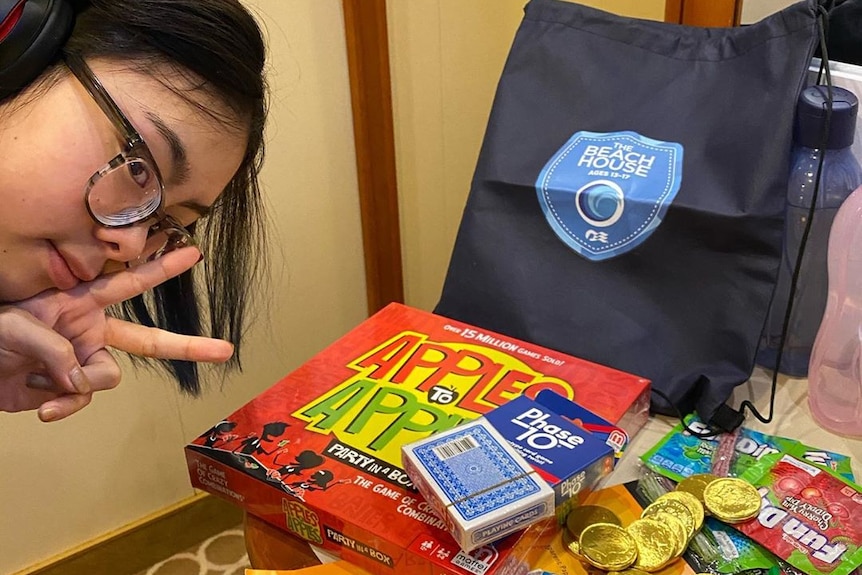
[84,247,202,309]
[104,317,234,363]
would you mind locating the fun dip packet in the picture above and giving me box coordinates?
[737,452,862,575]
[641,415,855,483]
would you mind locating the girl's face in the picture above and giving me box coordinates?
[0,60,247,302]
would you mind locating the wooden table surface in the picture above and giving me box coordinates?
[244,512,321,570]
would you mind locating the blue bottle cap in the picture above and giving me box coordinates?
[795,85,858,149]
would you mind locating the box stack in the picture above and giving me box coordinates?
[186,303,650,575]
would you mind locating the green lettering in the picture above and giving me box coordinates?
[298,379,377,431]
[346,387,469,452]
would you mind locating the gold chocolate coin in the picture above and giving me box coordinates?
[566,504,622,539]
[626,518,676,572]
[561,525,583,559]
[641,498,695,540]
[579,523,638,571]
[658,490,705,531]
[677,473,719,508]
[702,477,761,523]
[609,570,651,575]
[642,511,687,558]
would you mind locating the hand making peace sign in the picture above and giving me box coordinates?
[0,248,234,422]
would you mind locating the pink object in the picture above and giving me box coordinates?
[808,184,862,437]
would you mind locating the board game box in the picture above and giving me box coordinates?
[186,303,651,575]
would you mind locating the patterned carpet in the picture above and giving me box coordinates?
[134,526,250,575]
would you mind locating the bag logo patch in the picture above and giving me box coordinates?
[535,131,683,261]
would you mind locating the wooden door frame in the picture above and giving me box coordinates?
[342,0,404,315]
[665,0,744,26]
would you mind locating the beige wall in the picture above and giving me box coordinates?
[1,1,368,573]
[576,0,665,19]
[390,0,666,312]
[741,0,795,24]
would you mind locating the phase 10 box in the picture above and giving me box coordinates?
[483,393,616,520]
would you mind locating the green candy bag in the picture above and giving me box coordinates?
[641,415,854,483]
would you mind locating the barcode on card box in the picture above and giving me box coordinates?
[432,436,479,460]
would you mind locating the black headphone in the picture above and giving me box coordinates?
[0,0,75,100]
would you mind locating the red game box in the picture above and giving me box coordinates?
[185,303,650,575]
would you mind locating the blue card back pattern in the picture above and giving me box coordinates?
[411,423,543,521]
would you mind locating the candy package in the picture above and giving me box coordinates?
[702,517,808,575]
[738,453,862,575]
[637,467,808,575]
[641,415,855,483]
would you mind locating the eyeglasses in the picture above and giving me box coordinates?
[63,53,197,266]
[127,212,196,267]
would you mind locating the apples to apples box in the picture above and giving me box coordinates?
[185,303,650,575]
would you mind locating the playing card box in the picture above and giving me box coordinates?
[402,418,556,552]
[185,303,650,575]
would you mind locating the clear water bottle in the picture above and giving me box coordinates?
[758,85,862,377]
[808,184,862,438]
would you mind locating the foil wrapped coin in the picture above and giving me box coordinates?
[566,504,622,539]
[627,518,677,572]
[677,473,719,510]
[579,523,638,571]
[641,498,695,540]
[702,477,761,523]
[642,511,688,558]
[608,569,651,575]
[658,490,705,531]
[561,524,584,559]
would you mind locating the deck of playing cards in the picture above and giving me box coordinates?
[402,418,555,552]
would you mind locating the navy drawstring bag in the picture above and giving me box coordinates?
[435,0,821,428]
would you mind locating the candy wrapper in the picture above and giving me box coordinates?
[702,516,808,575]
[737,452,862,575]
[641,415,855,483]
[637,466,808,575]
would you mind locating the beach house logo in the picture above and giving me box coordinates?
[535,131,683,261]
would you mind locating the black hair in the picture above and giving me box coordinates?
[62,0,269,394]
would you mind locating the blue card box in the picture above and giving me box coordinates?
[483,393,616,520]
[402,418,555,552]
